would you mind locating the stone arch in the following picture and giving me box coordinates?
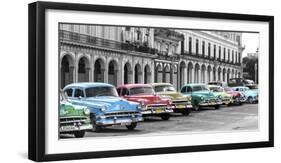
[124,62,132,84]
[232,69,235,78]
[187,62,194,83]
[94,58,105,82]
[201,64,207,83]
[179,61,187,87]
[134,63,142,83]
[212,66,217,81]
[155,63,163,83]
[218,67,222,81]
[144,64,152,84]
[207,65,212,83]
[227,68,231,82]
[163,64,171,83]
[108,59,119,86]
[77,56,90,82]
[194,63,200,83]
[60,54,74,88]
[223,68,226,82]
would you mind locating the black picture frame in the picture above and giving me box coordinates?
[28,1,274,161]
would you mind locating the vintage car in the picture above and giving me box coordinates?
[63,82,143,131]
[59,90,92,138]
[208,85,233,106]
[150,83,192,115]
[223,87,247,105]
[180,84,222,110]
[208,81,228,88]
[231,86,258,104]
[117,84,173,120]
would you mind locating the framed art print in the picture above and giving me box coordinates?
[28,1,274,161]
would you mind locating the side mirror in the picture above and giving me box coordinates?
[78,96,82,100]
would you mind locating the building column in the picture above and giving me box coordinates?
[198,69,201,83]
[184,67,187,84]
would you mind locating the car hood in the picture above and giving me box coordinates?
[85,96,138,112]
[60,101,86,117]
[126,94,169,105]
[157,92,187,101]
[193,90,216,97]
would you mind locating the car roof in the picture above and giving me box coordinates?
[182,83,206,87]
[64,82,114,89]
[150,83,172,87]
[118,83,152,89]
[208,85,221,88]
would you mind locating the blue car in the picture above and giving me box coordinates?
[231,86,258,104]
[63,82,143,131]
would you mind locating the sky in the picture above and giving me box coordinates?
[241,33,260,57]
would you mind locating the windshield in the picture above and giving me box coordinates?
[154,85,176,92]
[130,86,155,95]
[209,87,223,92]
[85,86,119,97]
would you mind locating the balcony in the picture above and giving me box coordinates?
[60,30,156,54]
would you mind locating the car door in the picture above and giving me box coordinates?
[69,88,86,105]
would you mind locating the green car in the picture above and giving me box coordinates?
[180,84,223,111]
[208,85,233,106]
[151,83,193,115]
[59,90,92,138]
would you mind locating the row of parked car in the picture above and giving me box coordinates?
[59,81,259,138]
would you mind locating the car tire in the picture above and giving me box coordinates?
[74,131,85,138]
[182,108,191,116]
[248,97,254,104]
[126,122,137,130]
[215,105,220,110]
[90,114,102,132]
[161,114,170,120]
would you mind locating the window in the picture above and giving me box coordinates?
[186,86,192,93]
[121,88,129,96]
[202,41,205,55]
[208,43,211,58]
[196,39,199,55]
[188,37,192,54]
[219,46,221,60]
[213,44,216,59]
[130,86,155,95]
[223,48,226,60]
[85,86,119,97]
[192,86,202,92]
[74,89,84,98]
[65,89,73,97]
[180,86,187,93]
[117,88,121,96]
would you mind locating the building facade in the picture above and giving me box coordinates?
[59,24,243,90]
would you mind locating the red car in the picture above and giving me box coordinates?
[224,87,247,105]
[117,84,173,120]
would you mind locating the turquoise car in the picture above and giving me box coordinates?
[180,84,223,111]
[231,86,258,104]
[63,82,143,131]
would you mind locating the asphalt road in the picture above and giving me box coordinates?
[60,103,258,139]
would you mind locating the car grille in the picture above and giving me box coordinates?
[205,98,217,103]
[60,116,88,125]
[147,104,167,109]
[172,100,188,104]
[104,111,140,117]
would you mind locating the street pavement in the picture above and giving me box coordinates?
[61,103,258,139]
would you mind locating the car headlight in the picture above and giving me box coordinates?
[200,96,204,100]
[100,105,107,112]
[218,95,222,99]
[84,108,90,115]
[137,104,142,110]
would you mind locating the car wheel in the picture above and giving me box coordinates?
[90,114,102,132]
[248,97,254,104]
[182,108,191,116]
[215,105,220,110]
[126,122,137,130]
[161,114,170,120]
[74,131,85,138]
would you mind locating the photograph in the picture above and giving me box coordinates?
[58,24,260,138]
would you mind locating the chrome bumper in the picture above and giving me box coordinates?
[96,113,143,126]
[141,108,173,115]
[60,124,92,132]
